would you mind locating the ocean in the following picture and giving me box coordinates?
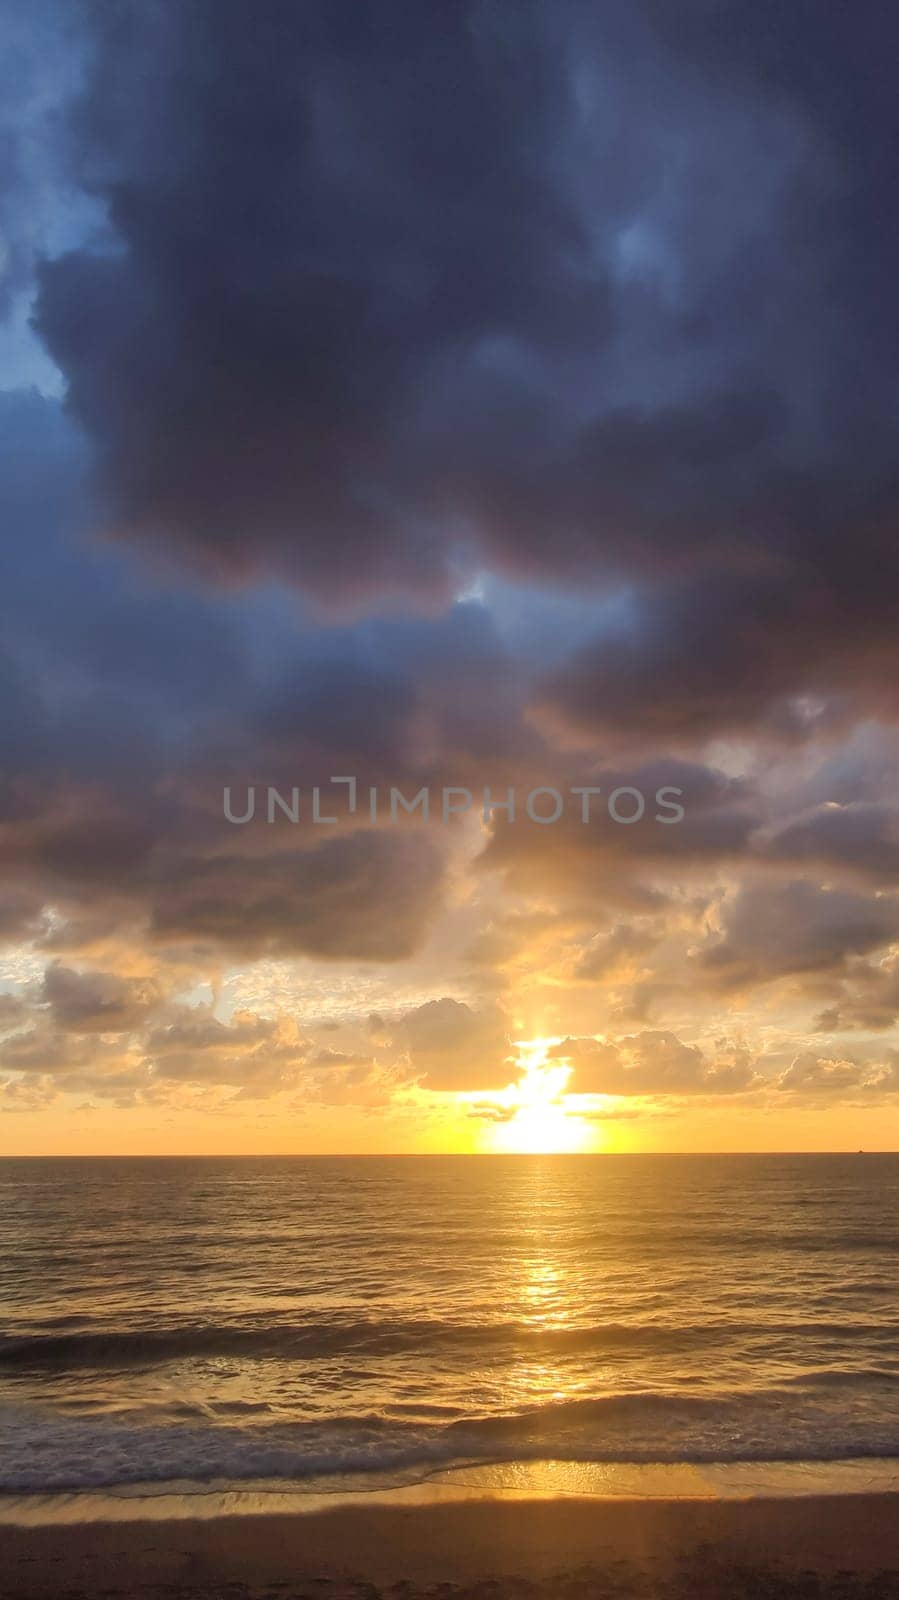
[1,1154,898,1499]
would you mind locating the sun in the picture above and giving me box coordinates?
[488,1039,591,1154]
[493,1096,587,1154]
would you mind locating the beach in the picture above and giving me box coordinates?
[2,1491,899,1598]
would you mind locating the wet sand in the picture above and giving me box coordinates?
[1,1490,899,1598]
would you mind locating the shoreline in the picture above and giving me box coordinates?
[2,1454,899,1525]
[1,1487,899,1598]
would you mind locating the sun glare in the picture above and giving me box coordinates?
[488,1039,590,1154]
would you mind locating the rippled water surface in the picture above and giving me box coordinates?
[1,1154,897,1491]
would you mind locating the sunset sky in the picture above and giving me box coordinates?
[2,1,899,1155]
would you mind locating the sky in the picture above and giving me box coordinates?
[2,0,899,1154]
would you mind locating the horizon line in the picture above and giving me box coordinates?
[1,1149,894,1160]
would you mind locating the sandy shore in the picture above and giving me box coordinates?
[1,1491,899,1599]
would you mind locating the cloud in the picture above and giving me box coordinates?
[550,1030,899,1103]
[397,997,516,1090]
[0,975,519,1110]
[813,953,899,1034]
[538,575,823,744]
[0,993,26,1029]
[553,1029,759,1096]
[35,1,605,608]
[697,880,899,989]
[0,1022,140,1086]
[573,923,659,982]
[0,1076,58,1114]
[1,994,309,1106]
[306,1050,407,1110]
[477,758,760,903]
[148,833,445,961]
[776,1052,899,1097]
[4,5,899,1144]
[760,804,899,882]
[42,962,163,1033]
[144,1007,311,1096]
[28,0,899,709]
[466,1101,519,1124]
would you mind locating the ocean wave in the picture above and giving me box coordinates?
[2,1315,896,1369]
[2,1382,899,1494]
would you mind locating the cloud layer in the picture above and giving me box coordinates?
[2,2,899,1139]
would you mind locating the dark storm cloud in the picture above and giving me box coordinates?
[36,0,599,606]
[478,757,761,901]
[0,392,255,796]
[251,601,537,783]
[697,880,899,991]
[760,804,899,883]
[5,0,899,1098]
[2,383,895,1005]
[0,392,466,965]
[538,569,899,744]
[148,833,445,961]
[0,390,539,789]
[30,0,899,741]
[3,813,446,963]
